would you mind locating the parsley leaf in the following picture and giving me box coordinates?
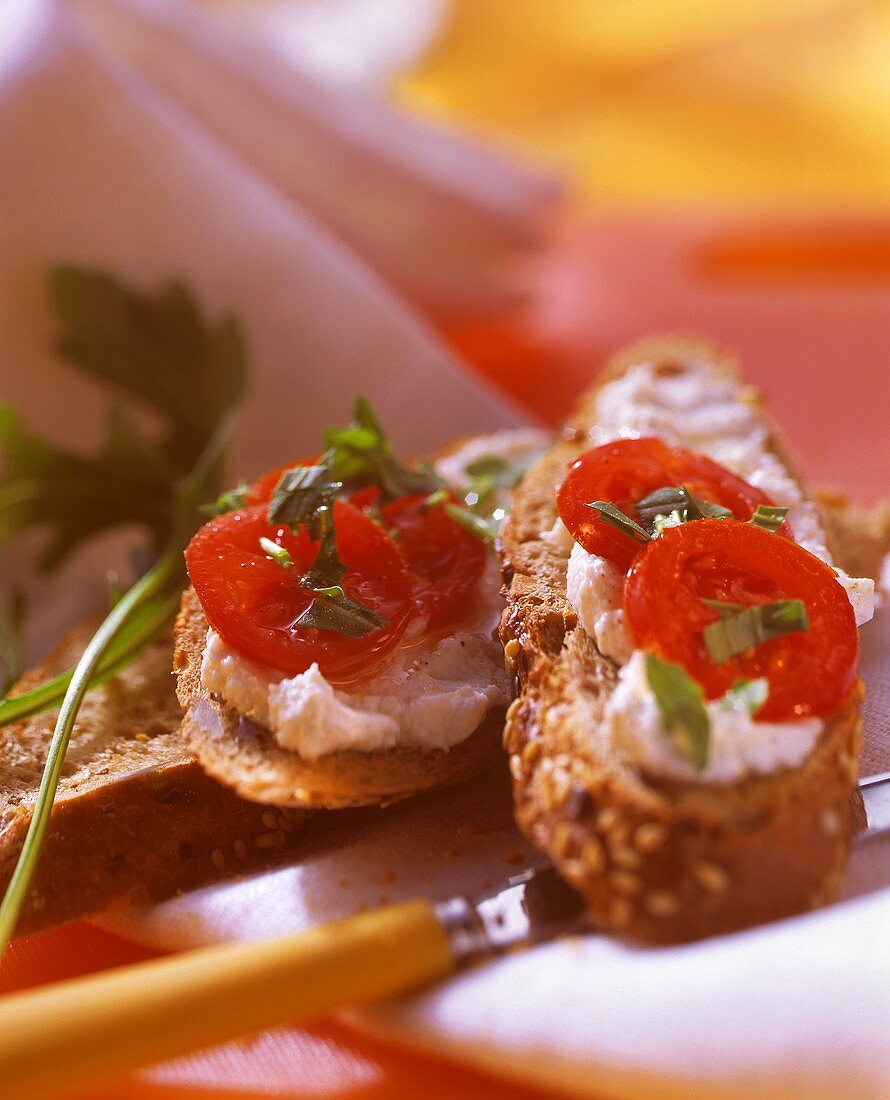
[0,404,174,569]
[300,507,348,591]
[52,266,246,473]
[1,268,247,570]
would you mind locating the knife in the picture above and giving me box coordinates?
[2,773,888,1099]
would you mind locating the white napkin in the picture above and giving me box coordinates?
[0,0,537,656]
[70,0,560,319]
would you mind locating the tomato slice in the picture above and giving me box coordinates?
[624,519,858,721]
[185,501,413,681]
[249,461,487,631]
[557,437,787,569]
[379,494,487,629]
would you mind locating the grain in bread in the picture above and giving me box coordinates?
[499,336,872,942]
[174,589,504,810]
[0,621,308,937]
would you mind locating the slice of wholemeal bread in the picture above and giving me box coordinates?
[499,335,879,943]
[174,589,504,809]
[0,620,308,937]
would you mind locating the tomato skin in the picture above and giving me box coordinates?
[379,494,487,628]
[185,501,412,681]
[557,437,787,570]
[624,519,858,721]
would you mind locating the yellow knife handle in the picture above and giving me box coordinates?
[0,899,453,1098]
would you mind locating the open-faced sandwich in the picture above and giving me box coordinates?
[500,336,876,942]
[175,399,545,809]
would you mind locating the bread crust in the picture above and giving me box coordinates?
[174,589,504,809]
[499,335,865,942]
[0,623,308,937]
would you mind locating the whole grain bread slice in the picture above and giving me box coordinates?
[499,335,875,943]
[0,621,308,938]
[174,589,504,810]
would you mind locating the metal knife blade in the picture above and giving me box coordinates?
[861,770,890,833]
[436,772,890,965]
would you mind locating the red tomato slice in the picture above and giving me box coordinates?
[379,494,487,629]
[249,462,488,631]
[557,437,788,570]
[624,519,858,721]
[185,501,412,681]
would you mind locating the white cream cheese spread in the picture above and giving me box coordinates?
[562,360,874,783]
[201,428,547,759]
[605,652,824,783]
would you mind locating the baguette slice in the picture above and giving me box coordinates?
[174,589,504,810]
[499,336,867,943]
[0,622,308,937]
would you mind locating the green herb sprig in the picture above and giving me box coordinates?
[702,598,809,664]
[0,267,246,952]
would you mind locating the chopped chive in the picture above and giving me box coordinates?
[748,504,789,533]
[443,501,497,543]
[587,501,651,543]
[703,599,809,664]
[721,678,769,715]
[259,536,293,569]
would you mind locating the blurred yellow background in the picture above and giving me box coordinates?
[399,0,890,208]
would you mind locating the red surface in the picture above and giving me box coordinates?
[451,215,890,503]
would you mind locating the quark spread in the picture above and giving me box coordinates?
[561,361,874,783]
[202,429,546,759]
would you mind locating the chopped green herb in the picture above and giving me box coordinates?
[721,678,769,715]
[700,598,748,618]
[259,536,293,569]
[423,488,450,510]
[703,599,809,664]
[269,464,341,530]
[748,504,789,533]
[444,502,497,543]
[587,501,651,543]
[644,653,710,770]
[294,591,386,638]
[324,397,442,501]
[636,485,732,533]
[460,446,543,528]
[200,483,250,517]
[300,507,348,592]
[312,585,345,599]
[652,510,684,537]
